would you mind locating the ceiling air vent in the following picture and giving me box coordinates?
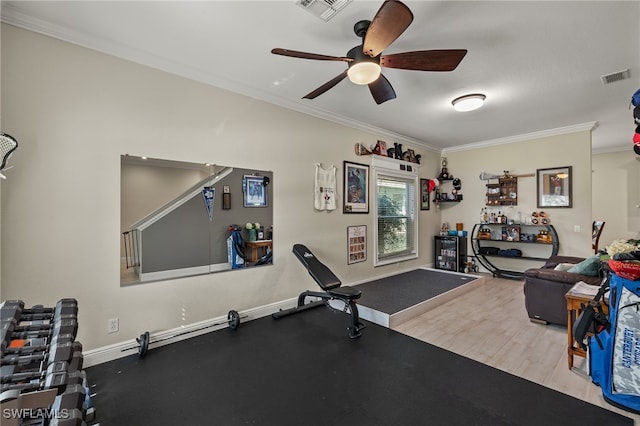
[296,0,353,22]
[600,69,630,85]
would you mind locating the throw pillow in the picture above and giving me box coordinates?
[567,256,601,276]
[554,263,576,272]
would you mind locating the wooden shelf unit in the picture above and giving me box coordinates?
[486,176,518,206]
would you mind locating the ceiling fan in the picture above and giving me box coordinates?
[271,0,467,105]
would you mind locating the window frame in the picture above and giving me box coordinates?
[372,157,419,267]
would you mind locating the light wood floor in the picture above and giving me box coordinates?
[392,274,640,424]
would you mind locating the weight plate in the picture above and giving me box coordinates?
[228,310,240,330]
[137,331,150,358]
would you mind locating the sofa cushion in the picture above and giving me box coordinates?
[567,256,601,276]
[542,255,587,269]
[523,267,602,286]
[554,263,576,272]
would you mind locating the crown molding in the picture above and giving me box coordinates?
[441,122,598,154]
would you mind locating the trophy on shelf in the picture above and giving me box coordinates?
[438,158,450,180]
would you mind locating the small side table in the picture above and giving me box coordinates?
[245,240,272,263]
[565,285,608,369]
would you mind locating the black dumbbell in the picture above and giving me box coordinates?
[1,341,78,380]
[0,361,69,395]
[12,317,78,339]
[51,383,86,414]
[22,300,78,322]
[3,333,74,356]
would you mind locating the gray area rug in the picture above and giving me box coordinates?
[355,269,476,314]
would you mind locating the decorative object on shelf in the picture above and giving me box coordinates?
[478,228,492,240]
[438,158,450,180]
[347,225,367,264]
[354,142,372,156]
[243,175,268,207]
[502,226,521,242]
[372,140,387,156]
[529,211,551,225]
[343,161,369,214]
[245,222,261,242]
[440,222,450,236]
[536,166,572,208]
[536,229,553,243]
[355,141,420,164]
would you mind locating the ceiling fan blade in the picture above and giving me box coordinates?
[368,74,396,105]
[380,50,468,71]
[271,48,352,62]
[363,1,414,57]
[303,70,349,100]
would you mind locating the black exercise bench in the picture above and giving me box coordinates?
[272,244,365,339]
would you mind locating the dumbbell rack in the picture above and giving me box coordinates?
[1,299,95,425]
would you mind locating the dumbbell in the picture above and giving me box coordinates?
[0,361,69,395]
[4,333,74,356]
[11,317,78,340]
[1,299,77,323]
[50,383,86,417]
[3,340,82,375]
[1,340,80,379]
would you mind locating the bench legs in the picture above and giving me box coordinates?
[273,290,365,339]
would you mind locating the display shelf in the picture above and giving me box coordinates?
[470,223,558,279]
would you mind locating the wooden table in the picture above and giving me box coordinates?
[565,285,607,369]
[245,240,272,263]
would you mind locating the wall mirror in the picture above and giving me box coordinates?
[121,155,273,285]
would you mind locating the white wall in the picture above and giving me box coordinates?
[0,24,442,350]
[439,130,594,271]
[3,24,635,354]
[592,150,640,245]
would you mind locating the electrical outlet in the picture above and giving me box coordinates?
[108,318,119,333]
[574,225,581,232]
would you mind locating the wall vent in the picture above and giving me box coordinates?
[600,69,630,85]
[296,0,353,22]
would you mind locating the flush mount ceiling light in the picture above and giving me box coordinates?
[452,93,486,112]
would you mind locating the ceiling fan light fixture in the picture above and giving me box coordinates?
[347,62,381,85]
[452,93,486,112]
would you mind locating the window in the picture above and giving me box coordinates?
[373,160,418,266]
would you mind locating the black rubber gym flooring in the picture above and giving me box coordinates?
[355,269,475,314]
[86,307,632,425]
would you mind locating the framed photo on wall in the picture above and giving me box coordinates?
[243,175,268,207]
[343,161,369,214]
[420,178,430,211]
[347,225,367,264]
[536,166,572,208]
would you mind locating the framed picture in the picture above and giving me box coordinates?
[343,161,369,214]
[243,175,268,207]
[347,225,367,264]
[536,166,572,208]
[419,178,430,211]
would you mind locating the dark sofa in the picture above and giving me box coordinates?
[523,255,602,326]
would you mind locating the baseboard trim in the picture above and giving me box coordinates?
[83,297,298,367]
